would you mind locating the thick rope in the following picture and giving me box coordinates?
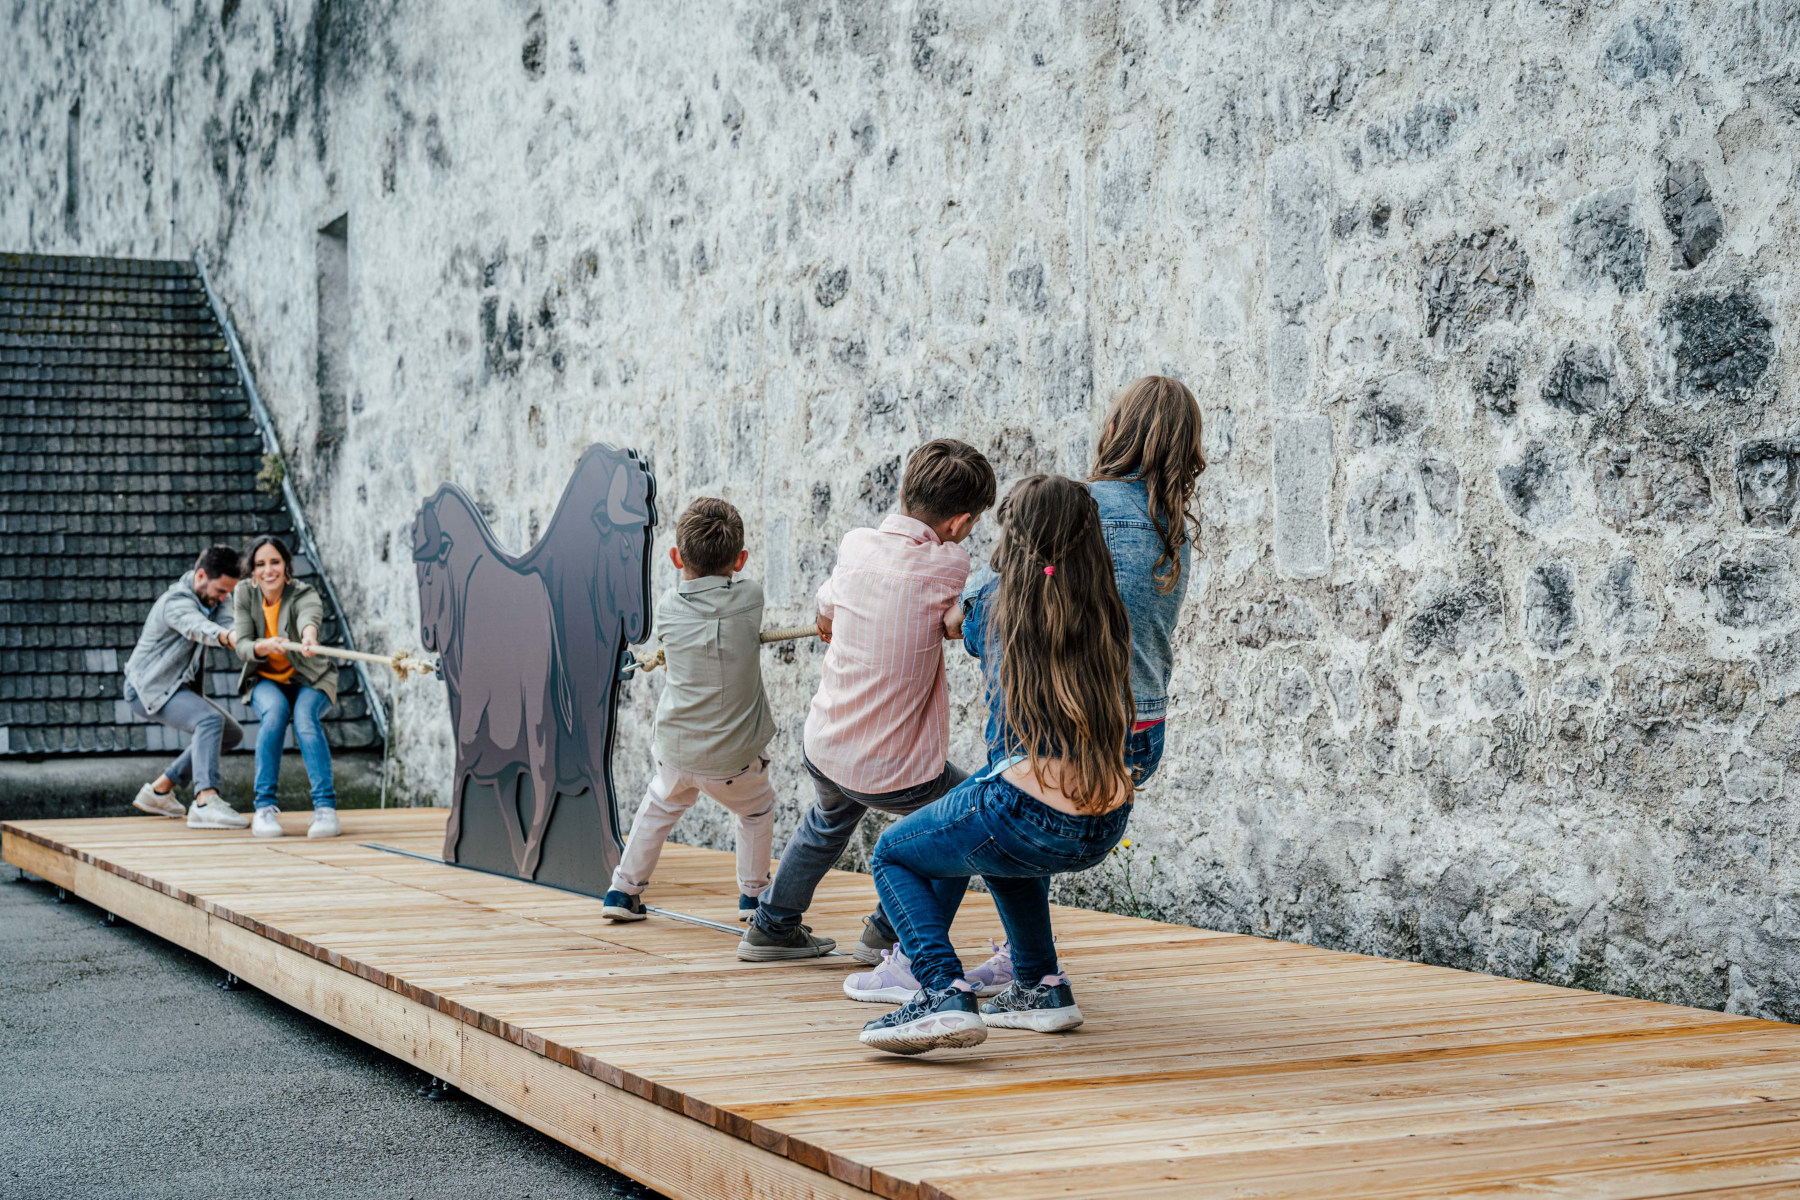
[625,623,821,676]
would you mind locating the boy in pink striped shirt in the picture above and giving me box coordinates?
[739,440,996,962]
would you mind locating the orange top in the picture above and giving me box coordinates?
[260,598,296,684]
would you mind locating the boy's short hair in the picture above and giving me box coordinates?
[195,544,243,580]
[676,497,745,577]
[901,439,997,524]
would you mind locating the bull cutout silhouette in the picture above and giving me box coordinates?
[412,444,656,896]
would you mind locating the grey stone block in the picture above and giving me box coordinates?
[1272,415,1333,578]
[1265,147,1328,315]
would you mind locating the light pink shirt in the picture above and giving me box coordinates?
[802,514,970,793]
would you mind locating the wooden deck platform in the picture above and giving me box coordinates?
[7,810,1800,1198]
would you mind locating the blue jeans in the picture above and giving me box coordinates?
[249,680,336,810]
[1126,721,1166,784]
[870,767,1131,992]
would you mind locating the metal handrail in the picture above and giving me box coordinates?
[191,255,390,742]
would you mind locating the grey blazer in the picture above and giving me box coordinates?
[230,579,339,704]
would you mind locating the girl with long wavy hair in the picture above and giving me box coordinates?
[857,475,1134,1055]
[1087,375,1206,784]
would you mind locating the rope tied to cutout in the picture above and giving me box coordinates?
[624,623,821,676]
[275,640,440,681]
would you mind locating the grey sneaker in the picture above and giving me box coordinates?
[251,806,285,838]
[187,794,249,829]
[979,977,1084,1033]
[737,923,837,961]
[852,913,897,965]
[132,783,185,819]
[860,986,987,1056]
[307,808,341,839]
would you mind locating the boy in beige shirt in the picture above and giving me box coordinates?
[602,498,778,923]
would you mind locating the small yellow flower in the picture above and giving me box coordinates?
[1121,838,1133,849]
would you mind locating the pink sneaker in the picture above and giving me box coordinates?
[965,940,1014,998]
[843,945,919,1004]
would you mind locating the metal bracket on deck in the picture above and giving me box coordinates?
[218,971,245,991]
[54,886,66,904]
[103,911,118,927]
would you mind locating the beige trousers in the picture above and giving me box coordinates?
[609,753,777,899]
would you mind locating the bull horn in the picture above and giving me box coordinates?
[606,464,645,526]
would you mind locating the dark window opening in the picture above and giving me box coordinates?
[64,100,80,239]
[315,214,350,461]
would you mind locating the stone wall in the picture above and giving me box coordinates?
[6,0,1798,1017]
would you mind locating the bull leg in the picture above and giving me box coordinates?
[519,745,558,881]
[498,768,531,876]
[443,770,469,863]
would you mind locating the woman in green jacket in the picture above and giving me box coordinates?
[231,535,341,839]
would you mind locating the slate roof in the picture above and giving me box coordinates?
[0,251,380,756]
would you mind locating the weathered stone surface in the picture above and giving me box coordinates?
[1476,344,1521,417]
[1541,342,1625,416]
[1593,444,1713,530]
[1421,229,1532,350]
[1564,187,1647,294]
[1228,597,1321,650]
[12,0,1800,1022]
[1417,454,1459,518]
[1736,440,1800,530]
[1405,576,1503,661]
[1471,668,1525,713]
[1662,160,1723,270]
[1265,147,1329,315]
[1348,468,1417,550]
[1709,546,1794,629]
[1330,579,1390,640]
[1497,441,1573,526]
[1594,557,1662,643]
[1524,561,1579,655]
[1272,415,1332,578]
[1599,12,1684,89]
[1661,289,1776,405]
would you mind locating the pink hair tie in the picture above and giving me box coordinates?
[1043,565,1056,577]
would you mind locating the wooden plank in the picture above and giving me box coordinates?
[21,831,865,1200]
[10,811,1800,1200]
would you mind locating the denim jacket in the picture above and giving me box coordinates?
[1087,478,1190,723]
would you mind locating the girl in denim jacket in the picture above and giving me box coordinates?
[857,475,1135,1055]
[1087,376,1207,784]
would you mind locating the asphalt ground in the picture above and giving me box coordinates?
[0,866,665,1200]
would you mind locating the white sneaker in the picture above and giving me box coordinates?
[187,794,250,829]
[251,807,285,838]
[131,783,185,819]
[307,808,341,839]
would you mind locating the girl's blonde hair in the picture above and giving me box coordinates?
[991,475,1134,813]
[1088,375,1207,593]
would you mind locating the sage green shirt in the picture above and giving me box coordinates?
[652,575,776,777]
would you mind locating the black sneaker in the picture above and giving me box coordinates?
[601,890,647,922]
[736,922,837,961]
[979,978,1084,1033]
[860,986,988,1055]
[738,894,760,922]
[852,912,897,965]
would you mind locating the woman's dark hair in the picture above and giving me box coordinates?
[1088,375,1207,594]
[991,475,1133,813]
[243,535,294,580]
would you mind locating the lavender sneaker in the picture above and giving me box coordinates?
[965,940,1015,998]
[843,945,919,1004]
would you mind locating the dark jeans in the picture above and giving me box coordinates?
[124,680,244,794]
[870,767,1131,991]
[752,757,968,937]
[1126,721,1166,784]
